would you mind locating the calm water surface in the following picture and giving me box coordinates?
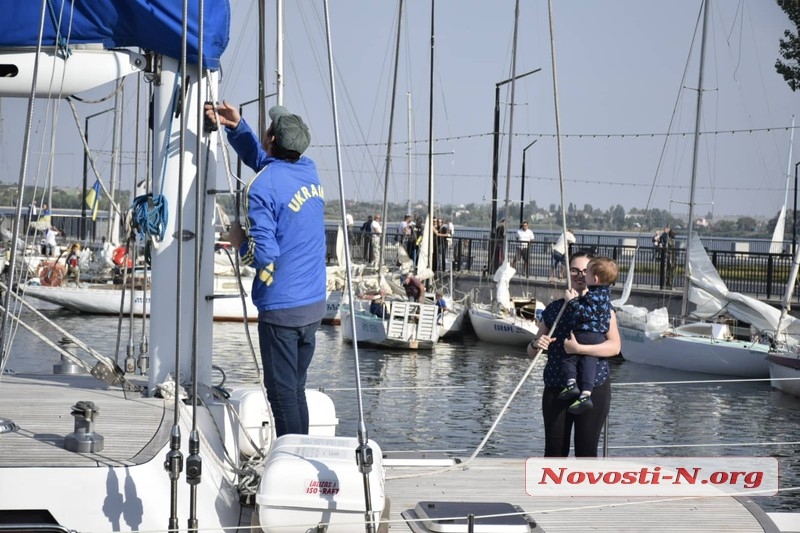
[5,307,800,512]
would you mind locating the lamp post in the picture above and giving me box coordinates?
[82,108,114,241]
[490,68,541,245]
[520,139,537,226]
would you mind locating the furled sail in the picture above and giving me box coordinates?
[0,0,229,69]
[686,232,800,338]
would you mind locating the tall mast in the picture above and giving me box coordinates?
[501,0,521,261]
[107,80,123,245]
[426,0,435,265]
[378,0,404,273]
[256,1,267,135]
[407,92,412,217]
[680,0,710,317]
[276,0,284,105]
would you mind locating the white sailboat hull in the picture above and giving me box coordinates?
[438,303,467,339]
[23,282,343,324]
[620,325,770,378]
[468,307,538,347]
[323,289,343,325]
[340,307,390,346]
[767,354,800,397]
[340,301,439,350]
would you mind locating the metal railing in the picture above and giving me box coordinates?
[323,228,800,303]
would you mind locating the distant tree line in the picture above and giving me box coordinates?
[0,184,130,214]
[776,0,800,90]
[1,183,791,239]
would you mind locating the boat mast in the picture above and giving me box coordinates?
[107,80,123,245]
[501,0,521,262]
[257,0,267,136]
[407,91,412,217]
[276,0,284,106]
[426,0,436,267]
[378,0,404,275]
[680,0,710,318]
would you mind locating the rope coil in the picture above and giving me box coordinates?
[131,193,169,242]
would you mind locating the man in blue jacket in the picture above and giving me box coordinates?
[206,101,326,437]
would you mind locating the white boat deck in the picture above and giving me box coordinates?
[0,373,167,468]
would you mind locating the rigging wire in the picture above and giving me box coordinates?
[0,0,49,374]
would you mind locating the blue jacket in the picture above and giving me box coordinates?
[227,119,326,318]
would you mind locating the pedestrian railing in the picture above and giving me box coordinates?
[324,228,800,303]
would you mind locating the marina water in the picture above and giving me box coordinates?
[6,306,799,512]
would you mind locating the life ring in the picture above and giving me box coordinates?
[112,246,133,269]
[39,262,66,287]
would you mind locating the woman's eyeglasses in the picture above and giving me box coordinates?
[569,268,587,276]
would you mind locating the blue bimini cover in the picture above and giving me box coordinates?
[0,0,230,70]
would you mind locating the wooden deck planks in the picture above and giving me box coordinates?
[0,374,168,468]
[385,458,773,532]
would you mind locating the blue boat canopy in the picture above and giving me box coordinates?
[0,0,230,70]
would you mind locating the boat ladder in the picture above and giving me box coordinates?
[386,302,439,344]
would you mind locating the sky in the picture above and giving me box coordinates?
[1,0,798,221]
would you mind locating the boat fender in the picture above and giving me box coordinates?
[39,263,65,287]
[112,246,133,269]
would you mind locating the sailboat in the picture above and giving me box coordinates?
[339,0,440,350]
[0,2,346,530]
[467,4,541,348]
[766,221,800,397]
[617,0,789,379]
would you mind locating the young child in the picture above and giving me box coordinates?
[65,243,82,286]
[558,256,619,415]
[434,290,448,324]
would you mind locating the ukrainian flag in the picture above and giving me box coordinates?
[85,180,102,221]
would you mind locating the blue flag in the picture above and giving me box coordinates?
[85,180,102,221]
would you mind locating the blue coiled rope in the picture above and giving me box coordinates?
[131,193,168,242]
[129,73,182,243]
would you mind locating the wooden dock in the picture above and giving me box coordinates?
[384,458,779,532]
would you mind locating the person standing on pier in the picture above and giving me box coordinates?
[529,251,621,457]
[206,101,326,437]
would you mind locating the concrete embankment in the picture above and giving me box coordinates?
[449,271,787,317]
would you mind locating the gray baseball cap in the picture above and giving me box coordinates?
[268,105,310,154]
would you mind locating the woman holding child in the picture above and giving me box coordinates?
[528,251,621,457]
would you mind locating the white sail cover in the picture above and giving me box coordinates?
[770,207,786,254]
[493,261,516,311]
[415,216,434,281]
[611,253,636,308]
[686,233,800,337]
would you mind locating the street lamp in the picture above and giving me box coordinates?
[490,68,541,244]
[520,139,537,226]
[82,108,114,241]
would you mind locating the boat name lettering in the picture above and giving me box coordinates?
[493,324,514,332]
